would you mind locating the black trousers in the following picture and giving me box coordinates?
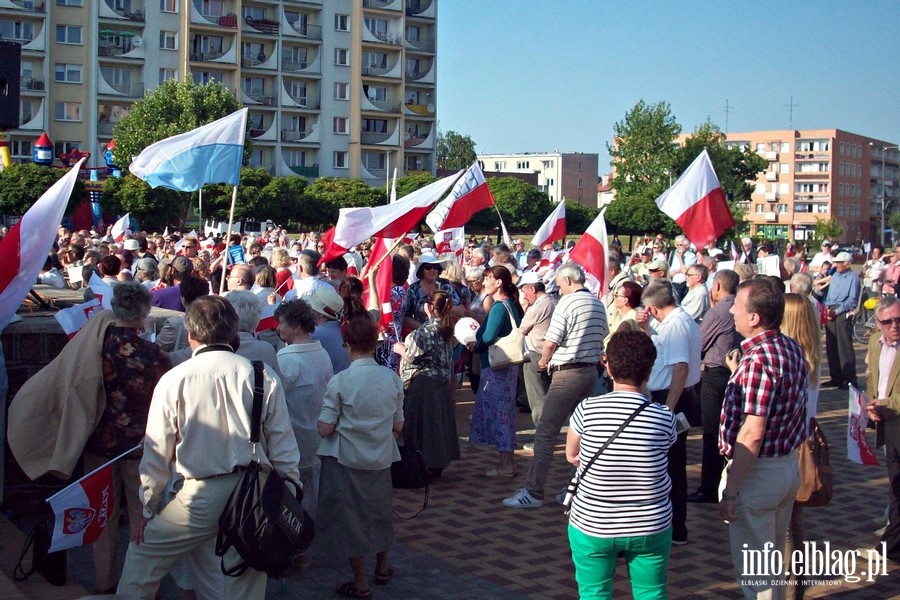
[651,387,694,542]
[824,313,857,386]
[698,367,730,496]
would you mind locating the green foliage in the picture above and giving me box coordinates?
[810,218,843,248]
[300,178,385,229]
[889,212,900,246]
[0,163,85,217]
[101,174,185,230]
[436,130,477,170]
[467,177,554,233]
[395,172,437,198]
[565,201,600,235]
[606,100,682,236]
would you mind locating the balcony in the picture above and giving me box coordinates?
[404,128,432,149]
[244,91,276,106]
[765,171,777,181]
[362,95,400,113]
[281,128,318,144]
[7,0,45,12]
[405,37,435,53]
[764,192,777,201]
[284,17,321,40]
[20,76,45,92]
[794,171,828,179]
[97,120,117,135]
[362,61,401,78]
[281,51,320,74]
[361,128,399,146]
[282,86,319,109]
[764,151,778,161]
[764,212,777,222]
[99,79,144,98]
[403,102,435,117]
[363,0,401,10]
[244,17,280,35]
[290,164,318,177]
[363,26,403,46]
[405,0,435,18]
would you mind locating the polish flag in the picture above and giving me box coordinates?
[255,302,278,333]
[425,162,494,232]
[174,230,199,255]
[0,158,85,331]
[87,273,114,310]
[569,210,610,295]
[655,149,734,250]
[848,386,880,466]
[111,213,130,243]
[434,228,465,258]
[47,456,115,551]
[319,171,461,265]
[361,237,395,329]
[54,298,103,339]
[531,201,566,249]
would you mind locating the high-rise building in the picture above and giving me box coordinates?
[0,0,437,185]
[476,151,599,207]
[724,129,898,245]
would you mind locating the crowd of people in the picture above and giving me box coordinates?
[8,222,900,599]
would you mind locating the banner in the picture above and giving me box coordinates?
[848,385,880,466]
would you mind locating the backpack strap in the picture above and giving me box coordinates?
[250,360,264,460]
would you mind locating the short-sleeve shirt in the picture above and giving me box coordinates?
[544,289,607,367]
[718,329,807,459]
[647,307,701,392]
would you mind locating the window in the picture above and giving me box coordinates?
[577,179,583,188]
[285,150,307,167]
[57,0,84,6]
[334,14,349,31]
[20,100,33,124]
[160,30,177,50]
[201,0,224,18]
[777,204,788,214]
[362,118,387,133]
[158,68,177,84]
[779,183,789,195]
[333,117,348,134]
[779,163,789,174]
[160,0,176,12]
[756,143,766,153]
[54,141,81,157]
[781,142,790,153]
[363,152,385,170]
[54,101,81,121]
[365,85,387,103]
[242,77,265,97]
[334,82,349,100]
[54,63,82,83]
[406,25,420,42]
[494,161,506,170]
[516,161,529,169]
[11,140,32,157]
[287,81,306,104]
[242,6,265,21]
[578,161,584,171]
[365,17,388,38]
[0,20,34,41]
[56,25,82,44]
[334,48,349,66]
[192,71,223,84]
[363,51,387,69]
[756,204,765,213]
[755,182,765,194]
[333,151,348,169]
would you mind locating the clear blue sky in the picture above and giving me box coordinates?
[436,0,900,174]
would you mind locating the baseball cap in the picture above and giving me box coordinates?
[834,251,852,263]
[648,259,668,272]
[170,256,194,274]
[517,271,542,287]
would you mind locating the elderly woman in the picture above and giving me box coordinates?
[402,250,461,330]
[133,257,160,291]
[468,266,523,477]
[317,316,404,598]
[399,291,460,480]
[223,290,281,377]
[566,331,676,599]
[85,282,172,594]
[605,280,643,348]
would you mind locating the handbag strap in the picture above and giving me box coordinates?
[499,299,516,328]
[574,398,652,491]
[250,360,264,459]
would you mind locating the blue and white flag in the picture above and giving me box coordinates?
[129,108,248,192]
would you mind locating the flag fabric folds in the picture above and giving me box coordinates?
[255,302,277,333]
[54,299,103,339]
[569,210,610,295]
[0,158,86,332]
[434,227,466,258]
[111,213,130,242]
[655,148,734,249]
[87,273,114,310]
[129,108,248,192]
[500,220,513,248]
[47,455,117,551]
[360,237,395,329]
[531,201,566,249]
[425,162,495,232]
[848,386,880,466]
[319,171,461,264]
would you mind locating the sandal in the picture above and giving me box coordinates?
[336,581,372,599]
[482,467,517,478]
[374,566,394,585]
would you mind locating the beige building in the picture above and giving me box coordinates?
[723,129,898,245]
[0,0,437,185]
[476,151,599,207]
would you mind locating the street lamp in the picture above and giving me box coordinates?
[871,142,899,246]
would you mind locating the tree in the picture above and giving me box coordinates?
[674,118,768,239]
[103,79,244,227]
[565,201,600,235]
[0,163,85,217]
[436,130,476,170]
[467,177,554,234]
[300,178,385,228]
[101,174,184,230]
[395,172,437,199]
[606,100,682,236]
[810,217,843,249]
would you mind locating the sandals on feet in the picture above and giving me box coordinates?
[336,581,372,599]
[374,567,394,585]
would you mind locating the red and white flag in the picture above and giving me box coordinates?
[848,385,880,466]
[569,210,610,295]
[500,219,513,248]
[255,302,278,333]
[319,171,461,265]
[0,158,85,331]
[434,227,466,257]
[531,201,566,249]
[655,149,734,249]
[111,213,131,243]
[54,299,103,339]
[730,240,740,262]
[46,445,139,552]
[425,162,494,232]
[360,237,395,329]
[87,273,114,310]
[174,230,199,255]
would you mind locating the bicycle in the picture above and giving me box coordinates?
[852,296,879,344]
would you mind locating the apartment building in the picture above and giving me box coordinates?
[476,151,599,207]
[724,129,898,245]
[0,0,437,185]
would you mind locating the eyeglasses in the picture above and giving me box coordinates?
[879,317,900,327]
[183,245,196,249]
[421,264,441,271]
[687,272,700,277]
[614,293,627,298]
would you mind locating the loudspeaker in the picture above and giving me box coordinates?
[0,41,21,130]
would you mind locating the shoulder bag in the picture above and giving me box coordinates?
[216,361,315,578]
[562,398,652,515]
[795,418,833,507]
[488,301,529,369]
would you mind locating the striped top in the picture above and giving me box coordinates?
[568,391,676,538]
[544,289,608,367]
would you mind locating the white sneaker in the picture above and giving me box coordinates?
[503,488,543,508]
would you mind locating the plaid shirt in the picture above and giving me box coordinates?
[718,329,807,459]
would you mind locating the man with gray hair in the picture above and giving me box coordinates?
[504,262,608,508]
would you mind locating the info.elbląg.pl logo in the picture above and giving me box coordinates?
[742,541,889,584]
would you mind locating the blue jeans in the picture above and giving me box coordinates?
[568,523,671,599]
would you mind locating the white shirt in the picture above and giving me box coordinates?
[647,306,702,392]
[277,341,334,470]
[680,285,710,322]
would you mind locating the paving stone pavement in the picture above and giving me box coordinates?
[10,343,900,599]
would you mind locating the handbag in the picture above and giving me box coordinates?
[216,361,315,578]
[488,301,529,369]
[562,399,652,514]
[795,418,833,507]
[391,445,429,519]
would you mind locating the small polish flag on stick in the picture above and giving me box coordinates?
[54,299,103,339]
[655,148,734,250]
[255,302,278,333]
[569,209,610,295]
[531,201,566,249]
[848,385,880,466]
[111,213,130,243]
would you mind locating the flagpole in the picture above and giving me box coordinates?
[46,444,142,502]
[198,188,203,229]
[365,236,405,275]
[219,185,239,296]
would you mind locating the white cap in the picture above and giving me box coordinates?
[834,251,852,263]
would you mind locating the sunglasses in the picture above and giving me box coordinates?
[421,264,441,271]
[879,317,900,327]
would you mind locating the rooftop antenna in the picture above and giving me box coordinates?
[783,96,799,130]
[721,99,733,133]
